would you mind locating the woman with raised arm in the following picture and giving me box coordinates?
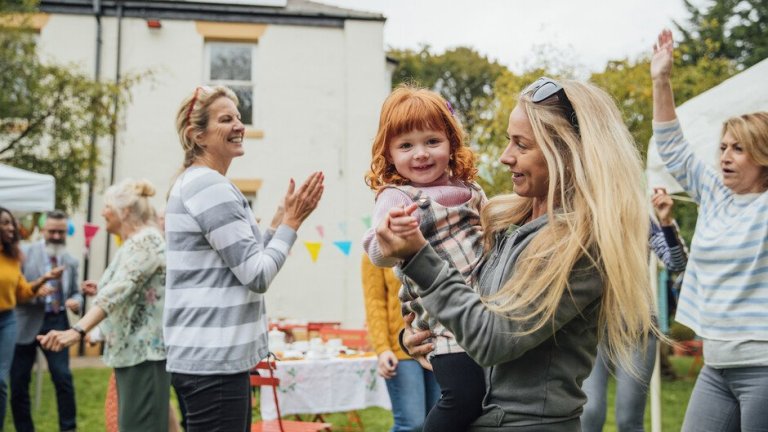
[651,29,768,431]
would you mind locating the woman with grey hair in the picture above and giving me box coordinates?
[39,178,168,432]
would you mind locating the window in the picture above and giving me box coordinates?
[205,42,255,125]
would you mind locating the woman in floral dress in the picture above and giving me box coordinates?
[39,178,168,432]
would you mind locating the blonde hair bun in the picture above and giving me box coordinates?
[135,180,156,198]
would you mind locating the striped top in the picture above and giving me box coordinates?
[649,220,688,272]
[654,119,768,341]
[164,166,297,374]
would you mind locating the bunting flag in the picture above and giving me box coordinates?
[316,225,325,238]
[362,215,372,229]
[113,234,123,247]
[83,223,100,249]
[337,221,348,236]
[333,241,352,256]
[304,241,322,262]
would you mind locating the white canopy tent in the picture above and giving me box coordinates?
[0,163,55,212]
[645,58,768,431]
[647,57,768,193]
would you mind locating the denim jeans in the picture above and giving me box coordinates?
[682,365,768,432]
[11,312,76,432]
[171,371,251,432]
[581,334,657,432]
[384,359,441,432]
[0,310,17,431]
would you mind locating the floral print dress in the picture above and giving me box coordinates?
[93,226,166,368]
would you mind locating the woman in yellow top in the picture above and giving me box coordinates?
[0,206,56,427]
[361,253,439,432]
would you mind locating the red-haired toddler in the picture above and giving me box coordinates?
[362,85,486,432]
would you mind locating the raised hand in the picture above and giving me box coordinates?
[651,29,674,83]
[283,171,325,230]
[35,284,54,297]
[652,187,675,226]
[375,203,426,261]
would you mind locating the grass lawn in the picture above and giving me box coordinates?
[3,356,700,431]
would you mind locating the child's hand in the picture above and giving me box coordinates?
[376,203,426,260]
[652,187,674,226]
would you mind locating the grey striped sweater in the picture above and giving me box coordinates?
[164,166,296,374]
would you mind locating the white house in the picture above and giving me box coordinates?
[32,0,393,326]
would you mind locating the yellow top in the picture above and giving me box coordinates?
[361,254,409,360]
[0,253,36,311]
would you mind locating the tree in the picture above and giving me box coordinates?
[675,0,768,69]
[0,5,139,211]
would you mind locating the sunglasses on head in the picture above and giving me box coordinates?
[523,77,580,135]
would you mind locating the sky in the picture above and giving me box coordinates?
[316,0,696,75]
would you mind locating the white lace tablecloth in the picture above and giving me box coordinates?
[259,356,392,420]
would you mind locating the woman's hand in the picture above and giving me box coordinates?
[375,204,427,261]
[402,313,434,370]
[269,201,285,231]
[283,171,325,230]
[37,329,81,352]
[377,350,399,379]
[81,280,98,296]
[35,284,54,297]
[651,29,674,83]
[652,187,675,226]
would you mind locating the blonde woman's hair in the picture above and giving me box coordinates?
[175,85,239,170]
[481,79,656,370]
[721,111,768,188]
[104,178,158,228]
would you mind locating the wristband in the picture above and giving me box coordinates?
[72,324,87,339]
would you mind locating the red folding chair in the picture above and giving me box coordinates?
[318,328,371,352]
[250,356,332,432]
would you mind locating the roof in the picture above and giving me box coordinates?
[39,0,385,27]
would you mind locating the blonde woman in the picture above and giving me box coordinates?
[166,85,323,431]
[39,178,168,432]
[379,78,657,431]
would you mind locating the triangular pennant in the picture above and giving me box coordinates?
[333,241,352,256]
[304,241,322,262]
[316,225,325,238]
[83,223,100,248]
[362,215,372,229]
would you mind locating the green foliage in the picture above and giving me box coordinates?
[674,0,768,69]
[0,7,142,212]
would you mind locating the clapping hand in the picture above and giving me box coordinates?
[651,29,674,83]
[282,171,325,230]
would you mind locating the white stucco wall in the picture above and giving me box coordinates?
[36,12,388,326]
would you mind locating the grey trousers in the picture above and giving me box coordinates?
[682,365,768,432]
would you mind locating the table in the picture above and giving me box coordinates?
[259,355,391,420]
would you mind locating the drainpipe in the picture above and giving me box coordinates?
[104,0,123,268]
[80,0,102,356]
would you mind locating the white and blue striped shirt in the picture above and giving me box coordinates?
[654,119,768,344]
[164,166,297,374]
